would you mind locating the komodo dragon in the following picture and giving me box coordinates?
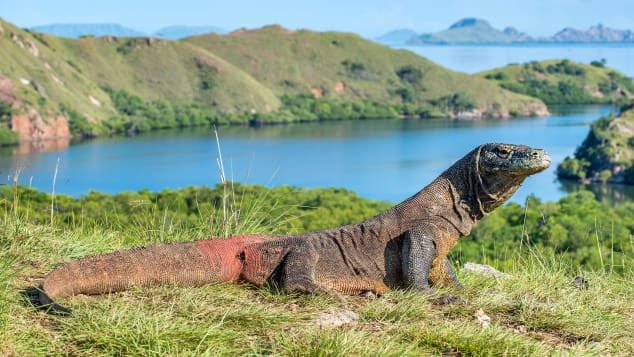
[27,143,550,313]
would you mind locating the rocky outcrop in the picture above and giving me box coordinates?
[452,101,549,120]
[11,108,71,142]
[334,80,346,94]
[0,76,16,103]
[1,75,71,143]
[514,102,550,117]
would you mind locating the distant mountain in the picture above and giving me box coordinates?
[551,24,634,42]
[153,25,225,39]
[409,18,533,44]
[386,18,537,45]
[377,18,634,45]
[502,27,532,42]
[30,23,145,38]
[374,29,418,45]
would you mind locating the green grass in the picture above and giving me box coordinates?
[0,183,632,355]
[480,59,634,104]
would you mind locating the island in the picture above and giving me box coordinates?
[557,104,634,185]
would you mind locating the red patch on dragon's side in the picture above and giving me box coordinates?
[196,235,265,282]
[240,243,286,286]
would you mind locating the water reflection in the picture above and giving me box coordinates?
[13,138,71,154]
[559,179,634,206]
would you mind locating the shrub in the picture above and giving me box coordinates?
[0,128,18,146]
[598,79,619,95]
[396,65,423,84]
[195,59,219,91]
[590,58,607,67]
[341,60,375,80]
[557,157,589,180]
[394,87,414,103]
[546,60,585,76]
[598,169,612,183]
[0,100,11,124]
[484,72,507,80]
[429,93,476,114]
[60,103,101,138]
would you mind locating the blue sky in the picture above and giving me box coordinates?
[1,0,632,37]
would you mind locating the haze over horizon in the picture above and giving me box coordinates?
[1,0,632,37]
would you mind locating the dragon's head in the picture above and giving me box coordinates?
[473,143,551,212]
[478,143,551,177]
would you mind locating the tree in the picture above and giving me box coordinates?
[396,65,423,84]
[0,100,11,123]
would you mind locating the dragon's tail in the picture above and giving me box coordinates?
[22,286,72,315]
[26,236,262,313]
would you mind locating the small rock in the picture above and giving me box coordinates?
[51,74,63,85]
[572,276,589,289]
[475,308,491,328]
[312,310,359,329]
[463,262,511,279]
[88,95,101,107]
[361,291,377,300]
[442,347,462,356]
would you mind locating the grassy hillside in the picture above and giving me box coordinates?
[480,59,634,104]
[0,184,632,355]
[58,37,281,113]
[0,18,548,144]
[0,19,279,124]
[558,105,634,185]
[0,20,115,123]
[186,26,545,118]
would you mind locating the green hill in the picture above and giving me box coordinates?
[0,18,547,145]
[480,59,634,104]
[58,36,281,113]
[185,26,546,117]
[558,105,634,185]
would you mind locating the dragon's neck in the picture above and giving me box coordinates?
[360,152,486,240]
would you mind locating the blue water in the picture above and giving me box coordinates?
[398,43,634,77]
[0,105,625,204]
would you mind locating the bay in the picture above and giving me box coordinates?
[2,105,630,205]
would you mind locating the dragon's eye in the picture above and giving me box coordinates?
[495,147,511,158]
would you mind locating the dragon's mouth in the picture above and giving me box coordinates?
[526,151,551,175]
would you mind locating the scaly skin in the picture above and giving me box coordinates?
[28,143,550,313]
